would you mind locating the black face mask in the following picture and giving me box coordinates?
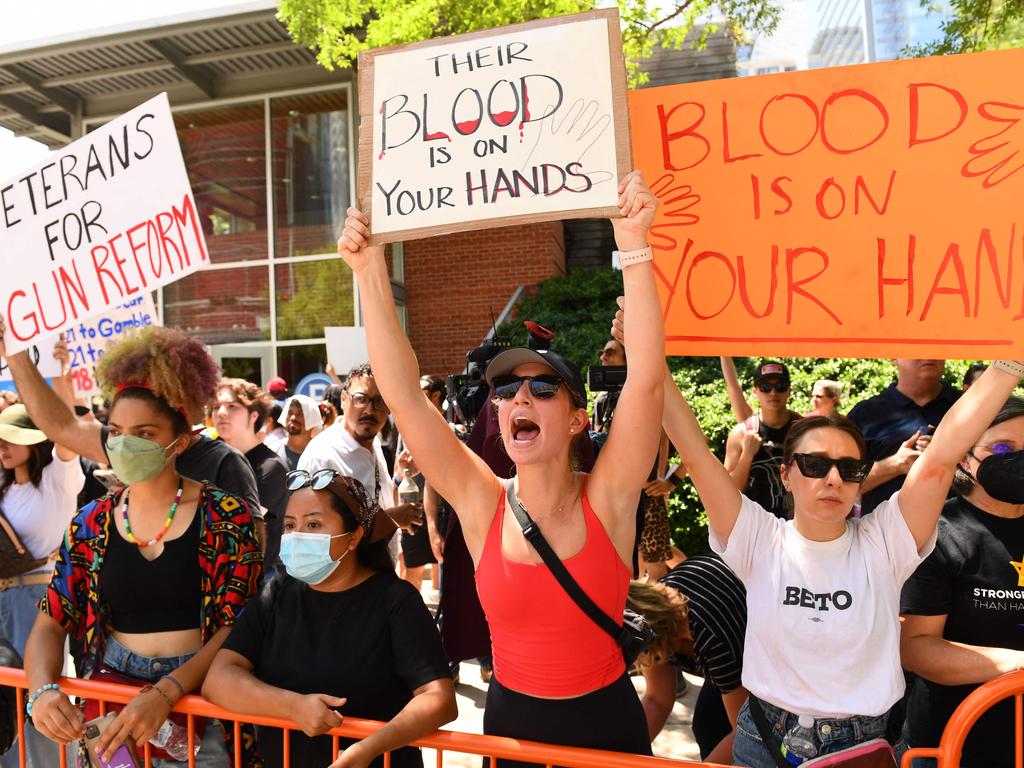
[974,450,1024,504]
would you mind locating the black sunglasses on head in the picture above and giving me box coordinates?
[492,374,564,400]
[792,453,873,484]
[757,381,789,393]
[286,468,339,492]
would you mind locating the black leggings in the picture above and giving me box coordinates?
[483,673,652,767]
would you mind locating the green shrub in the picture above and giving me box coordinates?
[505,266,980,557]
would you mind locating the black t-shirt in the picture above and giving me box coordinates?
[281,445,301,472]
[244,444,288,569]
[177,436,261,517]
[901,496,1024,767]
[742,413,798,519]
[223,572,450,768]
[848,382,960,515]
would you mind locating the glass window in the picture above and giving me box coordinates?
[277,343,328,388]
[174,104,268,264]
[271,91,350,260]
[275,259,355,341]
[163,266,270,344]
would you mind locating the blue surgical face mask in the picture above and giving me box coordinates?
[279,531,350,585]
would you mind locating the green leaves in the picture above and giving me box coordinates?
[277,0,782,87]
[905,0,1024,57]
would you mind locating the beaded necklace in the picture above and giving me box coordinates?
[121,478,184,548]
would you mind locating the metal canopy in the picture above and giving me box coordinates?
[0,3,350,147]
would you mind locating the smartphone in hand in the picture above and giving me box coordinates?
[84,713,140,768]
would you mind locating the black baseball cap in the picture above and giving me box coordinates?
[754,360,790,386]
[484,348,587,408]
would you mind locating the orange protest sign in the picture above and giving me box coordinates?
[628,49,1024,359]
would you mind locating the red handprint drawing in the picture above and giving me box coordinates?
[648,172,700,252]
[962,101,1024,189]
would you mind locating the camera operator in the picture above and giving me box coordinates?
[592,340,626,433]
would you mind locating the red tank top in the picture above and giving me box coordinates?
[474,478,629,697]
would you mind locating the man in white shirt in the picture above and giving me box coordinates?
[298,363,420,534]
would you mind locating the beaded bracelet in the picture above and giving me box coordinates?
[26,683,60,717]
[162,673,185,699]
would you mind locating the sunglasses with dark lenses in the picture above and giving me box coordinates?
[492,374,564,401]
[286,468,339,492]
[757,381,790,393]
[792,453,873,484]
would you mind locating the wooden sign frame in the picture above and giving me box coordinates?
[357,8,632,244]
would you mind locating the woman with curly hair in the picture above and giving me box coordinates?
[17,327,262,768]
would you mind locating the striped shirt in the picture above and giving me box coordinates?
[661,554,746,693]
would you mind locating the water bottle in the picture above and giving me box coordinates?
[150,720,198,761]
[398,469,421,506]
[781,714,817,766]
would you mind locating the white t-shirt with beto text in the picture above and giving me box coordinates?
[710,492,935,718]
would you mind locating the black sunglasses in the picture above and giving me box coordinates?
[286,468,339,492]
[792,453,873,484]
[757,381,789,393]
[492,374,564,400]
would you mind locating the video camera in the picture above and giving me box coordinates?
[587,365,627,392]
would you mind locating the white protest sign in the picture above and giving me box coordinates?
[65,294,159,397]
[0,92,207,354]
[0,338,60,384]
[325,326,370,375]
[358,9,631,243]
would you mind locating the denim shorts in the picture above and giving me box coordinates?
[733,697,890,768]
[100,635,228,768]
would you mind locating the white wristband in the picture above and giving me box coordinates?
[994,360,1024,378]
[613,246,654,268]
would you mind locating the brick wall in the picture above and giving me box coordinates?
[404,221,566,377]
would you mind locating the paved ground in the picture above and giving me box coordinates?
[417,581,705,768]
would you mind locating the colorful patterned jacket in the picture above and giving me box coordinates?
[40,482,263,767]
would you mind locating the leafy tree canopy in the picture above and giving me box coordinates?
[278,0,780,86]
[908,0,1024,56]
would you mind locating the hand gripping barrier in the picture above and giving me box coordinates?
[0,666,728,768]
[900,669,1024,768]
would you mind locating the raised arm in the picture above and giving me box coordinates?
[899,362,1023,549]
[591,172,665,517]
[660,367,743,544]
[337,211,497,549]
[720,357,754,423]
[0,319,105,463]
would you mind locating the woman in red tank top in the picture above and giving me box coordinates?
[337,171,665,758]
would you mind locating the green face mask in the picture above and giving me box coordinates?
[105,434,181,485]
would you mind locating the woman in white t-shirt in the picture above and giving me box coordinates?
[0,403,82,768]
[646,350,1024,766]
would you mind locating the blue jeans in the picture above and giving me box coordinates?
[100,635,228,768]
[733,698,890,768]
[0,582,63,768]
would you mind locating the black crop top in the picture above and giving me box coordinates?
[101,507,202,633]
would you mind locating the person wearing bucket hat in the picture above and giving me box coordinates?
[205,470,456,768]
[17,327,261,768]
[0,398,83,768]
[337,170,664,758]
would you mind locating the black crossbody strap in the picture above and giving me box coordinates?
[747,696,791,768]
[504,481,626,647]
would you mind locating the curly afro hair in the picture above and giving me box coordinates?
[96,327,221,425]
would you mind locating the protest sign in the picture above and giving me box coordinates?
[358,8,631,243]
[0,338,59,384]
[64,294,158,397]
[325,326,370,374]
[629,48,1024,359]
[1,93,207,354]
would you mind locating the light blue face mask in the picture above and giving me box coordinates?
[279,531,350,585]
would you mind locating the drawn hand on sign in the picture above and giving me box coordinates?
[337,208,384,272]
[520,98,613,185]
[647,173,701,252]
[961,101,1024,188]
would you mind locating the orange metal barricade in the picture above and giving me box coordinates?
[0,667,728,768]
[900,669,1024,768]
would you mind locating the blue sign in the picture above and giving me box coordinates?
[295,372,334,401]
